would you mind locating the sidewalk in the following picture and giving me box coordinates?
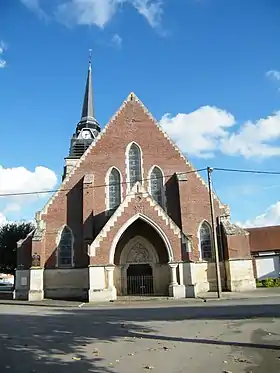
[0,288,280,308]
[197,287,280,301]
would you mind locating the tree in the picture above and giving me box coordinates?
[0,222,35,274]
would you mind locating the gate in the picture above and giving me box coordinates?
[126,263,154,296]
[127,274,154,296]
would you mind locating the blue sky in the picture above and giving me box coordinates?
[1,0,280,227]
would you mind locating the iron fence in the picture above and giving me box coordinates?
[126,275,154,296]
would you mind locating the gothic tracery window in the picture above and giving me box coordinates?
[128,143,142,187]
[150,166,164,208]
[199,221,213,260]
[108,167,121,211]
[58,225,73,267]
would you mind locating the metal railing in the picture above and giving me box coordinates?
[126,275,154,296]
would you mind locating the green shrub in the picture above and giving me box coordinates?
[255,277,280,287]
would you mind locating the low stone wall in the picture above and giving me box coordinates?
[183,261,226,297]
[44,268,88,300]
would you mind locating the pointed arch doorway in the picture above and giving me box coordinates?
[122,237,156,296]
[112,216,172,297]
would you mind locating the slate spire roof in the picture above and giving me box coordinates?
[80,51,95,126]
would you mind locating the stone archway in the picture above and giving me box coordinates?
[109,213,174,264]
[113,218,172,296]
[119,236,159,296]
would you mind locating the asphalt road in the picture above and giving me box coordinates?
[1,297,280,373]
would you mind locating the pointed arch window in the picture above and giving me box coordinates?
[128,143,142,187]
[150,166,164,208]
[199,221,213,260]
[58,226,73,267]
[108,168,121,211]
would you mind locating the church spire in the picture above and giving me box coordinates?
[80,49,94,123]
[77,49,99,132]
[67,51,101,160]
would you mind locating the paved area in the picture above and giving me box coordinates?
[1,287,280,307]
[1,297,280,373]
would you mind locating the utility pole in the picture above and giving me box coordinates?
[207,167,222,299]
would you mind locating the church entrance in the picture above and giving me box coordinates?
[113,217,171,297]
[127,264,153,296]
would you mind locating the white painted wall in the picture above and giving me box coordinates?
[255,255,280,280]
[226,259,256,291]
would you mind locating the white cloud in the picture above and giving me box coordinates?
[220,111,280,158]
[0,165,57,220]
[56,0,119,28]
[160,107,280,159]
[266,70,280,82]
[131,0,163,28]
[20,0,48,20]
[0,41,7,69]
[111,33,122,48]
[21,0,163,29]
[241,201,280,228]
[160,106,235,158]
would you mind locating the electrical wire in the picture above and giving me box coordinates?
[213,167,280,175]
[0,168,208,197]
[2,165,280,198]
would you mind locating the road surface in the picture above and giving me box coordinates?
[0,297,280,372]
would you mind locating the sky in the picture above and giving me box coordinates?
[1,0,280,228]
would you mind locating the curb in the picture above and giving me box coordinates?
[0,292,280,308]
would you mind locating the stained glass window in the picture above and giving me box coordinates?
[58,226,73,266]
[199,221,213,260]
[108,168,121,211]
[150,166,164,208]
[128,143,142,187]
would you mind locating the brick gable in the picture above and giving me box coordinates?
[35,93,226,266]
[88,182,184,265]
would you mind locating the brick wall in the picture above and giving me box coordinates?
[28,96,227,267]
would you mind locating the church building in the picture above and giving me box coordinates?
[15,60,256,302]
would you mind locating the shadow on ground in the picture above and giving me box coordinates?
[0,302,280,372]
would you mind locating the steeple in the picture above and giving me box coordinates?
[81,54,94,121]
[77,50,100,132]
[66,50,101,161]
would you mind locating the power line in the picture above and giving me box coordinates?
[213,167,280,175]
[2,165,280,198]
[0,168,207,198]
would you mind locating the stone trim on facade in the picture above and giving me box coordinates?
[88,181,183,261]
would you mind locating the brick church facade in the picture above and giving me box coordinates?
[15,61,256,302]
